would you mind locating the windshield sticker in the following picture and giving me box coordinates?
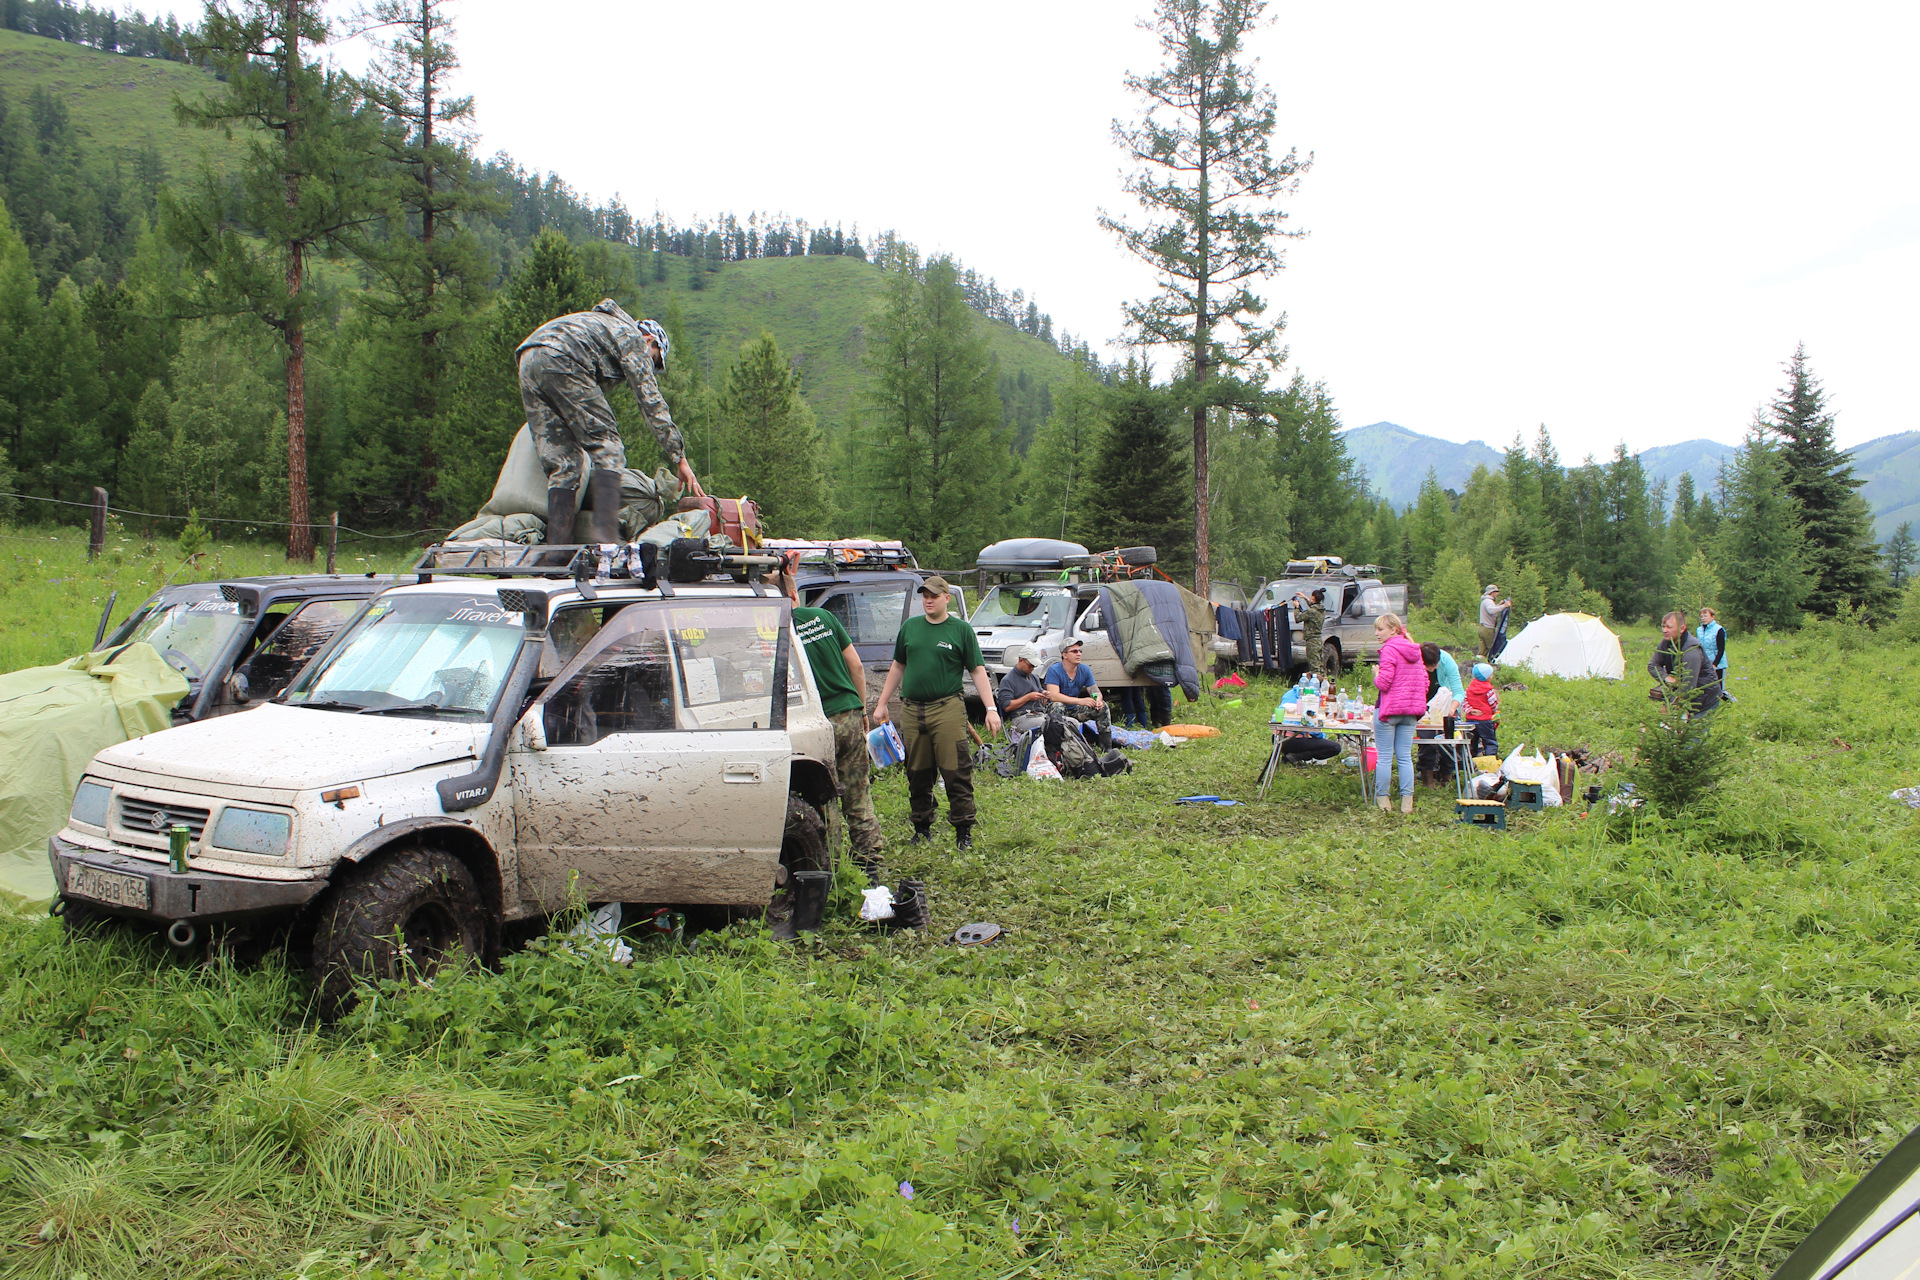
[447,605,521,625]
[671,609,708,645]
[185,600,241,614]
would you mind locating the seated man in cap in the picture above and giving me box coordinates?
[1044,639,1112,751]
[994,643,1050,731]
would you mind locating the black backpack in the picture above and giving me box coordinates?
[1044,710,1104,779]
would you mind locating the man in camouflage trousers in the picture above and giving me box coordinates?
[1297,585,1329,679]
[778,557,885,882]
[517,299,698,543]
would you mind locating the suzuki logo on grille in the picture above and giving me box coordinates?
[147,808,170,832]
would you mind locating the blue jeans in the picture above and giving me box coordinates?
[1374,715,1418,800]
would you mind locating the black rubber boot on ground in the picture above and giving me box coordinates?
[854,854,885,887]
[954,824,974,852]
[587,468,621,544]
[910,824,932,845]
[771,870,830,941]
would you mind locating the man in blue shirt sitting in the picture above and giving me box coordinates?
[1045,639,1112,751]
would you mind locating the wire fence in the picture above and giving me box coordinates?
[1,491,455,546]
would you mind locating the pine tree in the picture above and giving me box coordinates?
[860,256,1011,568]
[1550,566,1610,619]
[1885,521,1916,591]
[1766,345,1891,615]
[1427,550,1481,627]
[1017,354,1107,540]
[166,0,387,559]
[1206,410,1291,589]
[1102,0,1309,597]
[1494,551,1546,628]
[1403,468,1452,589]
[1079,368,1192,574]
[1673,550,1722,619]
[714,330,829,535]
[1714,420,1812,631]
[354,0,495,521]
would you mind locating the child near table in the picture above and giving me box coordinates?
[1464,662,1500,757]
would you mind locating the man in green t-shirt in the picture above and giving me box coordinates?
[778,557,883,882]
[873,576,1000,850]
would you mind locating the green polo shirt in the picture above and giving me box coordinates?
[792,606,863,717]
[892,614,984,702]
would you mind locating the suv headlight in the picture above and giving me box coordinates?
[70,780,111,829]
[211,807,292,856]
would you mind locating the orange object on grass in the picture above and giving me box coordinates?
[1162,724,1221,738]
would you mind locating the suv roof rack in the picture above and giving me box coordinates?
[764,539,920,574]
[412,542,783,600]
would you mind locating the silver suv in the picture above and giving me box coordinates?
[51,550,837,1014]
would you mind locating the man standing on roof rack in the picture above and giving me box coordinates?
[517,299,701,545]
[777,555,885,883]
[872,576,1000,851]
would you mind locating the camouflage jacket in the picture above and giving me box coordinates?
[517,300,684,465]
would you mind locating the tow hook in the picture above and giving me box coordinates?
[166,920,198,949]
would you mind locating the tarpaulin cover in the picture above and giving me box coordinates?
[0,643,188,902]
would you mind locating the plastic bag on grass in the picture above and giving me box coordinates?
[567,903,633,964]
[1501,743,1561,806]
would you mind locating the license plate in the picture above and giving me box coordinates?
[67,863,151,911]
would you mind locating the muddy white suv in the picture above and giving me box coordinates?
[50,552,837,1014]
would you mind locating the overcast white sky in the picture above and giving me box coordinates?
[164,0,1918,458]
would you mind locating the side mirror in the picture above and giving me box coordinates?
[228,670,252,705]
[520,712,548,753]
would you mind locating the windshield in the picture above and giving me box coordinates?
[113,594,251,682]
[283,593,525,718]
[970,586,1074,630]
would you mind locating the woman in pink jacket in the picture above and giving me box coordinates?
[1372,613,1427,813]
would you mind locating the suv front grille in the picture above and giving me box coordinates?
[117,796,210,842]
[980,648,1004,666]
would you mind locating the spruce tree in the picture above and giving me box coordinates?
[1017,354,1107,540]
[1766,345,1891,614]
[1885,522,1915,591]
[1079,368,1192,574]
[1714,420,1812,631]
[1403,468,1452,589]
[715,330,829,535]
[1206,410,1291,589]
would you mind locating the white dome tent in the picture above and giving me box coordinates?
[1498,612,1625,680]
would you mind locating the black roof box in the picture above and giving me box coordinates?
[976,538,1089,573]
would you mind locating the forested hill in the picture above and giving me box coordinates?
[633,254,1078,446]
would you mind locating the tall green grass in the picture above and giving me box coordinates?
[3,549,1919,1276]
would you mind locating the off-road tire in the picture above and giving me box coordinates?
[310,846,486,1020]
[1117,546,1157,567]
[1322,640,1344,677]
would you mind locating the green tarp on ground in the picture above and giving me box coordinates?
[0,643,188,903]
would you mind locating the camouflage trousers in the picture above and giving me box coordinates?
[1303,604,1327,677]
[830,709,883,858]
[518,346,626,493]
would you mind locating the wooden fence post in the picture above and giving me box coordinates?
[326,511,338,574]
[88,487,108,559]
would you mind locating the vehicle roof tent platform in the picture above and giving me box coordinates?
[1498,612,1626,680]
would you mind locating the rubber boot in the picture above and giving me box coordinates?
[771,870,830,941]
[587,468,621,544]
[853,853,885,888]
[910,823,932,845]
[954,823,974,851]
[542,486,578,565]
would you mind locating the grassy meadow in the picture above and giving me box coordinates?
[3,526,1920,1277]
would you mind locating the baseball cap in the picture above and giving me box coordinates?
[1062,637,1085,652]
[917,575,951,596]
[1005,643,1039,668]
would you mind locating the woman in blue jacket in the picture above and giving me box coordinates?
[1697,607,1732,701]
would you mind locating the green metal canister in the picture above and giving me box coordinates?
[168,824,190,874]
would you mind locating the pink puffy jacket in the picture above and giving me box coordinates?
[1373,634,1429,718]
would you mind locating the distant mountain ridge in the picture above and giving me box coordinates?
[1344,422,1918,537]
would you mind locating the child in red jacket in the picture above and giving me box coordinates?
[1464,662,1500,757]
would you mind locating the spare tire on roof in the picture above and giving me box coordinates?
[1117,546,1157,566]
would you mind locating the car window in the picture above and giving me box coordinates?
[286,594,524,718]
[1359,586,1392,615]
[539,600,794,742]
[244,598,366,699]
[541,604,607,678]
[822,586,909,646]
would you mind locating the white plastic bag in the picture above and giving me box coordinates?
[567,902,634,964]
[859,886,896,921]
[1501,743,1561,806]
[1026,745,1063,780]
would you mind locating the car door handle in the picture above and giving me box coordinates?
[721,761,764,784]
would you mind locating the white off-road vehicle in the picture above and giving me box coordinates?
[50,545,838,1014]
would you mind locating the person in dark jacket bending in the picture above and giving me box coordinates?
[1649,610,1722,716]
